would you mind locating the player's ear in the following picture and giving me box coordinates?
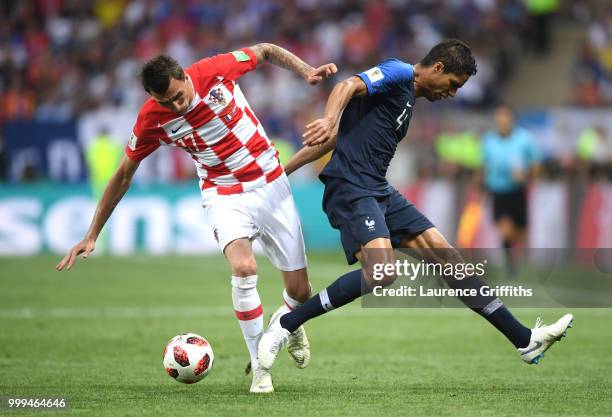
[433,61,445,74]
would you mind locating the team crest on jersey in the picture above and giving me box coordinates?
[209,88,227,107]
[365,217,376,232]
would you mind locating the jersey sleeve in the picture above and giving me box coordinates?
[357,59,413,95]
[523,131,541,166]
[125,107,162,161]
[192,47,257,81]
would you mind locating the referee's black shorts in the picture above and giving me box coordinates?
[490,186,528,228]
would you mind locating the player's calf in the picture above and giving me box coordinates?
[282,268,311,304]
[281,270,312,368]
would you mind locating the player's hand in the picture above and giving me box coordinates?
[305,63,337,85]
[56,238,96,271]
[303,117,337,146]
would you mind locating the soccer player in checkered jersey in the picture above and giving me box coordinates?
[56,43,337,393]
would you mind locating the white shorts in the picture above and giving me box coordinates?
[203,173,307,271]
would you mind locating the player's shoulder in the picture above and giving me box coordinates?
[359,58,413,95]
[136,98,162,125]
[380,57,410,67]
[379,58,413,76]
[187,48,256,77]
[186,55,216,77]
[133,98,171,136]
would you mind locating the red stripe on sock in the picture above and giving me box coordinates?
[235,304,263,321]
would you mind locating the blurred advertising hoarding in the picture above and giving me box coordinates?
[0,182,338,256]
[3,120,85,183]
[1,181,609,256]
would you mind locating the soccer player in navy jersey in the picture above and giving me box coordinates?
[258,39,572,374]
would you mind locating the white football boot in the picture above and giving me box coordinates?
[269,306,311,369]
[258,308,291,370]
[250,367,274,393]
[287,324,311,369]
[518,314,574,364]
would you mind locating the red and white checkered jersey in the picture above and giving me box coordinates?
[125,47,283,197]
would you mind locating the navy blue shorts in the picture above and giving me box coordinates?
[322,179,435,265]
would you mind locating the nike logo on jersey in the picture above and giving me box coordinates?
[171,124,183,134]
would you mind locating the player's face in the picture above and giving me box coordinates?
[495,107,514,136]
[150,76,193,115]
[424,63,470,102]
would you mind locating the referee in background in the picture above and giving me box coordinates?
[482,105,540,275]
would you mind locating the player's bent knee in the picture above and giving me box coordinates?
[365,270,397,289]
[379,273,397,288]
[287,283,311,303]
[231,258,257,277]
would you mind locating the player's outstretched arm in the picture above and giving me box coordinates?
[55,156,140,271]
[284,136,337,176]
[248,43,337,85]
[285,76,367,174]
[302,76,367,147]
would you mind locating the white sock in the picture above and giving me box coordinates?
[282,286,311,312]
[231,275,263,370]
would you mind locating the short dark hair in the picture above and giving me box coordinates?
[140,55,185,94]
[419,39,477,76]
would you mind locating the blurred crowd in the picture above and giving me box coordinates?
[422,111,612,185]
[571,4,612,107]
[1,0,536,127]
[0,0,610,185]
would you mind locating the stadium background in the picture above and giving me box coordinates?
[1,2,612,416]
[1,0,611,255]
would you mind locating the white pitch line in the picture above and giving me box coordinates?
[0,305,605,320]
[0,306,468,320]
[0,306,402,319]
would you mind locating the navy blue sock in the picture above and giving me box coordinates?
[444,274,531,348]
[280,269,364,333]
[485,305,532,348]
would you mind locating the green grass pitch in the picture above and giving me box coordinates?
[1,254,611,417]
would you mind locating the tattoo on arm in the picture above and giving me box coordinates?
[249,43,313,79]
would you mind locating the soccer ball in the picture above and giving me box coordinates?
[163,333,214,384]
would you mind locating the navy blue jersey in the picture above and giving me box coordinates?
[320,59,415,197]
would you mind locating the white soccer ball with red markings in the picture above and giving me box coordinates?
[163,333,214,384]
